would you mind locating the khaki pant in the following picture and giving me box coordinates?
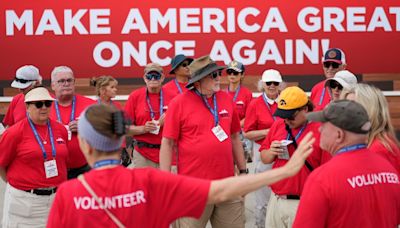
[174,198,245,228]
[129,148,159,168]
[2,183,56,228]
[265,193,300,228]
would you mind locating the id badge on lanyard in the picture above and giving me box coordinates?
[212,125,228,142]
[44,160,58,178]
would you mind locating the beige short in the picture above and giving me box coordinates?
[174,197,245,228]
[129,148,159,169]
[2,183,56,228]
[265,193,300,228]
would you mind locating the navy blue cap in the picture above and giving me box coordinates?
[226,60,245,73]
[323,48,346,64]
[169,54,193,74]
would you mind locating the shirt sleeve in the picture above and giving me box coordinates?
[162,98,181,140]
[2,98,17,126]
[124,93,136,124]
[293,174,329,227]
[0,126,19,168]
[230,102,241,134]
[243,100,257,132]
[259,121,278,152]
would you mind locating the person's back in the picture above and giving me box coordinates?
[48,166,209,228]
[295,148,400,227]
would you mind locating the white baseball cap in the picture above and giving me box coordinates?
[11,65,42,89]
[261,69,283,83]
[325,70,358,90]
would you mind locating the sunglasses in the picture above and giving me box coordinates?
[209,70,222,79]
[56,78,74,85]
[145,73,162,80]
[226,69,240,76]
[15,77,35,84]
[266,81,280,86]
[180,62,189,68]
[323,62,340,69]
[329,80,343,90]
[29,101,53,109]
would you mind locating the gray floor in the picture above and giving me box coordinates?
[0,162,259,228]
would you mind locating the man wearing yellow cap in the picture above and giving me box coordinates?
[259,86,331,227]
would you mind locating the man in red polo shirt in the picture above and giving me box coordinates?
[163,54,193,98]
[160,55,247,228]
[260,86,331,227]
[3,65,42,128]
[294,100,400,227]
[310,48,347,111]
[50,66,95,179]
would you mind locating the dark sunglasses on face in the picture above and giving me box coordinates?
[29,101,53,109]
[180,62,189,68]
[209,70,222,79]
[15,77,35,84]
[266,81,280,86]
[56,78,74,85]
[323,62,340,69]
[145,73,162,80]
[226,69,240,76]
[329,80,343,90]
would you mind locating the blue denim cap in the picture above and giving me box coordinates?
[169,54,193,74]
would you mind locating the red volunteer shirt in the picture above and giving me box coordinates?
[163,90,241,180]
[163,79,188,98]
[259,119,331,195]
[370,138,400,173]
[226,86,253,120]
[244,95,278,145]
[47,166,210,228]
[293,149,400,228]
[50,94,95,168]
[310,80,331,111]
[124,87,174,163]
[0,119,69,190]
[3,93,26,126]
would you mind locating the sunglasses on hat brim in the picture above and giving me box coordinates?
[28,101,53,109]
[15,77,35,84]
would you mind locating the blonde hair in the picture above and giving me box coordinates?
[346,83,399,152]
[90,76,118,96]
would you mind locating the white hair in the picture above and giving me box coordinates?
[51,66,74,82]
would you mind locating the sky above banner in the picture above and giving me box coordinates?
[1,1,399,79]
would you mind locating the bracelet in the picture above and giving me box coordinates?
[239,168,249,174]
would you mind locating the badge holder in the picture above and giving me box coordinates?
[212,125,228,142]
[44,160,58,178]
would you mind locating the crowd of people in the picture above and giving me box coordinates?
[0,47,399,228]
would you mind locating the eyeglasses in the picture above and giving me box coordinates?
[209,70,222,79]
[56,78,74,85]
[29,101,53,109]
[226,69,240,76]
[266,81,280,86]
[329,80,343,90]
[15,77,35,84]
[180,62,189,68]
[145,73,162,80]
[323,62,340,69]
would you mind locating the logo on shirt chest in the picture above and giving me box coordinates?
[56,137,66,144]
[219,109,230,118]
[235,101,244,108]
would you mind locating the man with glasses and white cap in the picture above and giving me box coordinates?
[163,54,193,98]
[50,66,95,179]
[294,100,400,227]
[125,63,174,168]
[259,86,331,228]
[160,55,247,228]
[0,86,69,227]
[310,48,347,111]
[3,65,42,127]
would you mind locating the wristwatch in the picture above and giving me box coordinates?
[239,168,249,174]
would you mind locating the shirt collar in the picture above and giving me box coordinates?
[264,93,279,105]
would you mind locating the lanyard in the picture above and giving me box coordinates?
[146,89,164,120]
[174,79,183,94]
[229,85,241,102]
[262,93,276,120]
[287,124,307,141]
[195,90,219,126]
[318,87,326,106]
[55,96,76,123]
[336,144,367,155]
[28,117,56,160]
[93,159,120,168]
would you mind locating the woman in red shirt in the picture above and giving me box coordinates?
[90,75,122,110]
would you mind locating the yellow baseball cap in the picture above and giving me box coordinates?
[274,86,308,119]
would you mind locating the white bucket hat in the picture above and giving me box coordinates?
[24,87,55,103]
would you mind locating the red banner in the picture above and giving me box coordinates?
[1,1,399,79]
